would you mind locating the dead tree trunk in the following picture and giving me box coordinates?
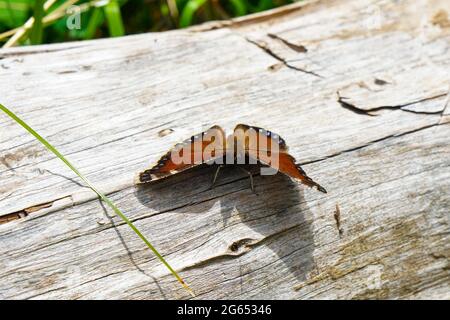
[0,0,449,299]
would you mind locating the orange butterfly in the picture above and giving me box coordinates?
[136,124,327,193]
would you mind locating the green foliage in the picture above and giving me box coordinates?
[104,0,124,37]
[83,5,102,39]
[0,0,296,45]
[229,0,247,17]
[0,0,30,28]
[179,0,207,28]
[29,0,44,44]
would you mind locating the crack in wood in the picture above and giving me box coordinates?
[267,33,308,53]
[334,203,344,236]
[194,228,315,298]
[0,173,247,234]
[0,44,88,60]
[245,37,323,78]
[0,198,63,225]
[301,121,447,166]
[337,91,448,116]
[182,223,306,275]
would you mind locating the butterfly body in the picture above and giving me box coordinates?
[137,124,327,193]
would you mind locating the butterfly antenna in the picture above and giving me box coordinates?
[238,167,256,194]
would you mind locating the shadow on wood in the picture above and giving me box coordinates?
[97,199,170,299]
[134,164,315,290]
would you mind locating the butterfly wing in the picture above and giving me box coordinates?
[136,125,226,184]
[233,124,327,193]
[259,152,327,193]
[233,123,288,153]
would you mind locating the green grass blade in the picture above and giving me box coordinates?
[255,0,274,12]
[29,0,45,44]
[229,0,247,17]
[104,0,125,37]
[83,6,104,39]
[0,102,194,297]
[179,0,207,28]
[4,0,18,26]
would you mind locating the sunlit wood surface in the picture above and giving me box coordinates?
[0,0,449,299]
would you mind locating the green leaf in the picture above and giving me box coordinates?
[0,0,30,28]
[229,0,247,17]
[0,101,194,297]
[29,0,44,44]
[83,6,103,39]
[179,0,207,28]
[104,0,124,37]
[255,0,274,12]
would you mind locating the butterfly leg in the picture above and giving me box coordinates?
[210,165,224,189]
[238,167,256,194]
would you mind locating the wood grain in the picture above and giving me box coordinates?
[0,0,449,299]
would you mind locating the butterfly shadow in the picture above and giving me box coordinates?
[134,164,315,296]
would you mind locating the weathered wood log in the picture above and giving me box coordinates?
[0,0,449,299]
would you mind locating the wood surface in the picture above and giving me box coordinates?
[0,0,449,299]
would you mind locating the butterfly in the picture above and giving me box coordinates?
[136,124,327,193]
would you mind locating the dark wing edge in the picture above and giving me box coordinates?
[135,125,226,184]
[293,159,327,193]
[234,123,288,152]
[256,152,327,193]
[135,149,193,184]
[234,124,326,193]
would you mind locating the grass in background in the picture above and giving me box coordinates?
[29,0,44,43]
[0,0,296,46]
